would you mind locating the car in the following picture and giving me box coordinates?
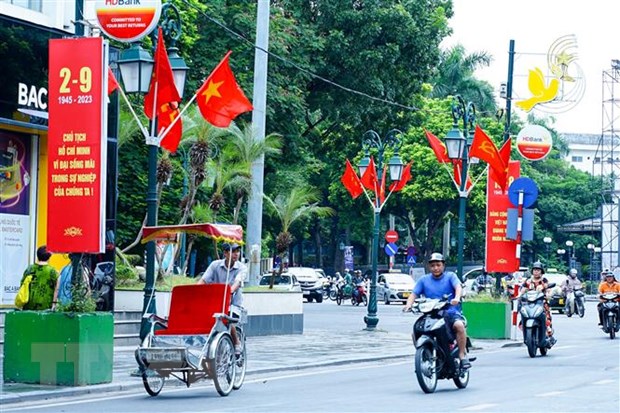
[258,273,302,292]
[377,272,415,304]
[544,272,568,312]
[286,267,324,303]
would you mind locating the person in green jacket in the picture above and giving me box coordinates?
[19,245,59,310]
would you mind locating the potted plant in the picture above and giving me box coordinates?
[4,254,114,386]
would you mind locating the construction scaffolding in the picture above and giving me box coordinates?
[598,61,620,272]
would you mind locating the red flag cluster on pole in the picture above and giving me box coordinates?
[196,51,253,128]
[107,67,119,96]
[469,125,510,190]
[144,27,183,153]
[341,158,412,201]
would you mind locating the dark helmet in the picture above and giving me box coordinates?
[428,252,444,263]
[531,261,545,274]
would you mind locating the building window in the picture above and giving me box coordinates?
[594,157,601,163]
[571,156,583,162]
[7,0,42,12]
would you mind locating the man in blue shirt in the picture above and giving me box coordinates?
[403,252,470,369]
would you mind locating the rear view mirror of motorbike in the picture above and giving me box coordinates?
[547,283,556,288]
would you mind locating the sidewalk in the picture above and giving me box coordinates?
[1,328,510,405]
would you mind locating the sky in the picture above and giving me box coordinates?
[444,0,620,135]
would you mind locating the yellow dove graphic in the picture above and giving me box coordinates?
[516,67,559,112]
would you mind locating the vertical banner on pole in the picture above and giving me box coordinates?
[485,161,521,272]
[47,37,108,252]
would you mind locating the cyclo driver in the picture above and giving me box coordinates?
[404,252,471,369]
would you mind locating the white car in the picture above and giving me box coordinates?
[377,272,415,304]
[259,273,302,292]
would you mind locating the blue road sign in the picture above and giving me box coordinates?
[508,177,538,208]
[384,242,398,257]
[407,255,416,265]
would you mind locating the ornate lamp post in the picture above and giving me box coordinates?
[543,236,552,264]
[116,1,189,340]
[557,248,566,270]
[444,95,476,281]
[587,243,595,286]
[565,240,574,269]
[357,130,404,330]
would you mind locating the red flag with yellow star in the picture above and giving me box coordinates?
[196,51,253,127]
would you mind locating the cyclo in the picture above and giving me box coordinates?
[134,223,247,397]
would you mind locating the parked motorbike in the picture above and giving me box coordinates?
[599,293,620,339]
[565,286,585,318]
[351,281,368,306]
[409,297,474,394]
[519,285,556,358]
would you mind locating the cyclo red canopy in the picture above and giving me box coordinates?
[141,223,243,244]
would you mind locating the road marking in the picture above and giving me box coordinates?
[460,403,498,411]
[536,390,565,397]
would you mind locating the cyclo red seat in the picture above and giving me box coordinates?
[154,284,231,336]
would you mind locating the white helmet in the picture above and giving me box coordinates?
[569,268,578,277]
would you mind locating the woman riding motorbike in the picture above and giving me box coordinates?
[520,261,556,346]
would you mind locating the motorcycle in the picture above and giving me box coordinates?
[351,281,368,306]
[599,293,620,339]
[565,286,585,318]
[322,278,335,300]
[410,297,473,394]
[335,281,353,305]
[519,285,556,358]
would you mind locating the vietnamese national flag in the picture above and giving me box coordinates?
[389,162,412,192]
[469,125,505,185]
[196,51,253,127]
[489,137,511,190]
[341,159,364,199]
[425,129,450,163]
[158,102,183,153]
[144,27,182,120]
[360,157,378,191]
[107,66,119,96]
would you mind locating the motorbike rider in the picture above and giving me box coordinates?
[474,270,494,293]
[520,261,556,345]
[597,269,620,326]
[352,270,364,300]
[403,252,470,369]
[562,268,583,313]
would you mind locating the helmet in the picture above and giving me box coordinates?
[531,261,545,274]
[428,252,444,263]
[603,269,614,277]
[569,268,578,277]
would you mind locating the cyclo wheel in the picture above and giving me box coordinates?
[415,344,437,394]
[208,333,236,396]
[142,369,165,397]
[233,326,247,390]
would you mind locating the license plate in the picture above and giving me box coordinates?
[402,292,410,298]
[143,348,185,363]
[559,298,564,305]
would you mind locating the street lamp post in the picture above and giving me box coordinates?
[543,237,552,264]
[587,243,595,288]
[565,240,574,269]
[117,2,189,340]
[557,248,566,270]
[444,95,477,281]
[357,130,404,330]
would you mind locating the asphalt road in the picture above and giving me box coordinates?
[4,301,618,413]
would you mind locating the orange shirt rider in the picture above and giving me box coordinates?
[598,275,620,301]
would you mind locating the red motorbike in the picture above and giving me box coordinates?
[351,281,368,306]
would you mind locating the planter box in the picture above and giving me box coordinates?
[113,289,304,336]
[114,290,171,317]
[4,311,113,385]
[462,301,511,339]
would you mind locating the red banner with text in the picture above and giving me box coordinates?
[485,160,521,272]
[47,37,108,253]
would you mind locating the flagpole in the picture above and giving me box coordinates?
[116,85,150,140]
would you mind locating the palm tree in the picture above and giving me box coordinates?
[431,44,497,115]
[264,187,335,267]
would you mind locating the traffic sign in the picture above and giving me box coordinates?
[407,255,416,265]
[385,230,399,243]
[384,242,398,257]
[508,177,538,208]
